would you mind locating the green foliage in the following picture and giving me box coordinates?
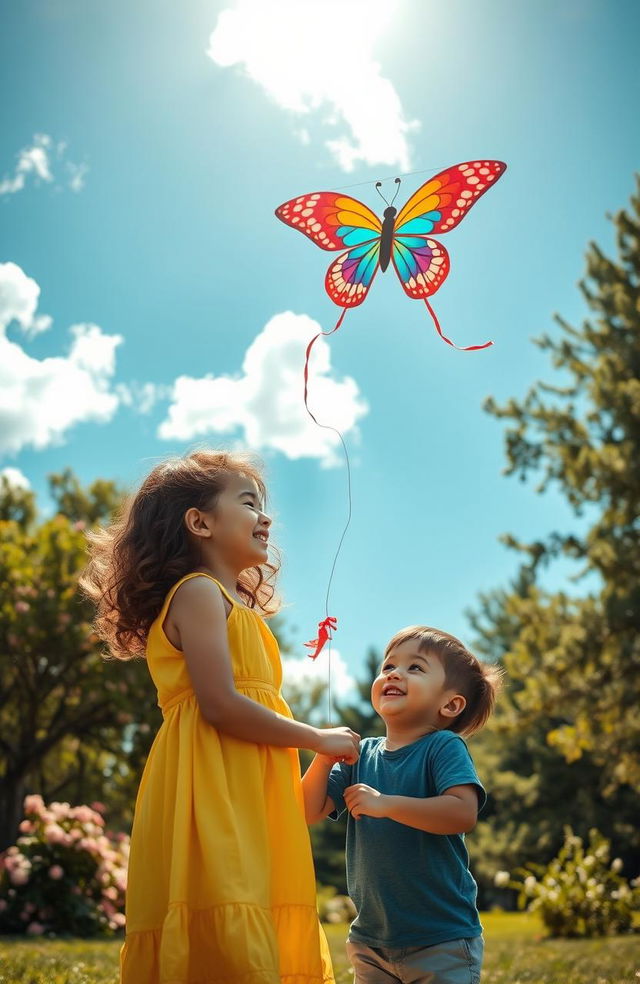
[494,827,640,938]
[0,477,36,528]
[0,473,160,851]
[467,578,639,908]
[0,796,128,937]
[466,175,640,907]
[48,470,121,526]
[481,176,640,790]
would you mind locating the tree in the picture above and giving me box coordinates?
[466,580,639,908]
[0,473,160,850]
[467,175,640,895]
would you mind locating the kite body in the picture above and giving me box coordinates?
[276,160,507,348]
[275,161,507,664]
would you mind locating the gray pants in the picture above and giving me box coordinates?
[346,935,484,984]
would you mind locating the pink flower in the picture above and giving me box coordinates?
[48,865,64,880]
[44,823,66,845]
[103,886,118,901]
[111,912,126,928]
[50,801,70,821]
[73,806,96,824]
[112,868,128,892]
[10,868,30,886]
[78,837,98,853]
[90,801,106,815]
[26,922,45,936]
[23,794,44,816]
[15,601,30,614]
[19,820,35,834]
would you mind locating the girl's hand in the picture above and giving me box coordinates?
[344,783,387,819]
[313,727,360,764]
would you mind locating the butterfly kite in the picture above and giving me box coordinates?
[275,159,507,660]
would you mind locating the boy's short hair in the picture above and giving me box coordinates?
[384,626,503,737]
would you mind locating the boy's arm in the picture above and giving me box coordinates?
[301,754,338,824]
[343,783,478,834]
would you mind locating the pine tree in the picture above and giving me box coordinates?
[466,176,640,896]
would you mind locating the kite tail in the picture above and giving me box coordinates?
[302,307,351,726]
[424,298,493,352]
[303,308,347,423]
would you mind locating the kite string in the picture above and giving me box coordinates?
[303,309,353,726]
[328,163,453,193]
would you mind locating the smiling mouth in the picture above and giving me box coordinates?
[253,532,269,543]
[382,687,405,697]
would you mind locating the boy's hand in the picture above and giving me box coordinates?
[344,783,387,819]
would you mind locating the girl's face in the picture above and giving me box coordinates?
[203,472,272,571]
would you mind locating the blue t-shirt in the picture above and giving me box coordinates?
[326,731,486,948]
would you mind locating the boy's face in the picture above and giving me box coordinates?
[371,640,460,729]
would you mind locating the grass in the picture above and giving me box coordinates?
[0,913,638,983]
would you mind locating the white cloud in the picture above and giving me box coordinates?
[207,0,418,171]
[0,467,30,490]
[0,263,122,456]
[282,647,356,702]
[66,161,89,193]
[158,311,368,466]
[0,262,51,337]
[116,381,170,414]
[0,134,88,196]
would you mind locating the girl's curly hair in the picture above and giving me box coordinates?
[79,450,280,660]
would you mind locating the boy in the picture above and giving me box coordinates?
[302,626,502,984]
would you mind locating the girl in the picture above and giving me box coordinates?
[80,450,359,984]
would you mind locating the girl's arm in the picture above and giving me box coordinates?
[170,577,360,757]
[301,754,339,823]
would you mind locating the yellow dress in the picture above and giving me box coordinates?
[120,572,334,984]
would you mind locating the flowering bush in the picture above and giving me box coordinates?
[494,826,640,937]
[0,795,129,937]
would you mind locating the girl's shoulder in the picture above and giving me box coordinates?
[165,572,236,609]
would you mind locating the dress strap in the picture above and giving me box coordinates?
[160,572,239,615]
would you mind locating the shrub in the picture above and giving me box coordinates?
[0,795,129,937]
[316,884,356,924]
[494,826,640,937]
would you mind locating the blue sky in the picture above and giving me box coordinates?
[1,0,639,698]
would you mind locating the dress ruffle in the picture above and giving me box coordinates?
[120,900,333,984]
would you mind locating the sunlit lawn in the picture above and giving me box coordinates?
[0,913,638,983]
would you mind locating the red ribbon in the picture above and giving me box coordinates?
[303,308,347,424]
[304,616,338,660]
[424,299,493,351]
